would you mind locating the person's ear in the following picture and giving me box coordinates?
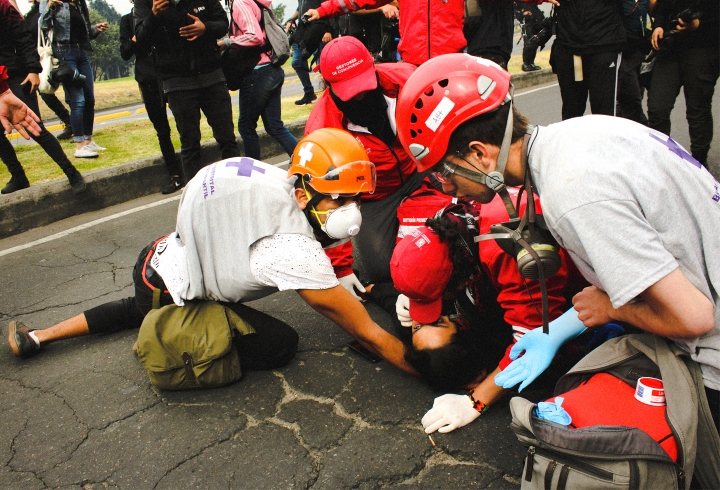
[294,187,309,210]
[467,141,496,172]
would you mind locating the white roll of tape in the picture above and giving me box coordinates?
[634,377,665,406]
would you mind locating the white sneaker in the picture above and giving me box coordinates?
[74,146,99,158]
[85,141,106,151]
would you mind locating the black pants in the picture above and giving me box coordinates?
[39,91,71,125]
[617,40,649,125]
[551,43,621,120]
[521,16,544,65]
[0,82,75,180]
[349,12,382,55]
[138,79,181,178]
[84,238,299,371]
[647,48,719,166]
[166,81,240,182]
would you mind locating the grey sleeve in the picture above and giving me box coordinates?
[552,198,678,308]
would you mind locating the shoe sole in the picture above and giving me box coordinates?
[74,154,99,158]
[8,320,21,357]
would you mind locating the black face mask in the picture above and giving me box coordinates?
[329,80,397,149]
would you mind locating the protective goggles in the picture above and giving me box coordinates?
[305,161,377,196]
[432,152,504,189]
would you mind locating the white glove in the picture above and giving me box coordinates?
[422,393,480,434]
[338,273,366,301]
[396,294,412,327]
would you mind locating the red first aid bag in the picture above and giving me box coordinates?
[547,372,678,461]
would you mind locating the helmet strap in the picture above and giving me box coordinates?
[302,178,329,228]
[492,86,516,192]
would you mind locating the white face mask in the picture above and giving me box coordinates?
[318,202,362,240]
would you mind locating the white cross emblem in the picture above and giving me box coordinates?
[298,142,314,167]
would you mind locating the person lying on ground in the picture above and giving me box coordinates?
[391,196,584,433]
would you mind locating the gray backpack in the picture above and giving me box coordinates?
[510,334,720,490]
[255,1,290,67]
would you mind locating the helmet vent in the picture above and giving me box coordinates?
[415,98,424,109]
[410,114,417,123]
[410,129,417,138]
[423,87,434,97]
[477,75,497,100]
[438,79,449,87]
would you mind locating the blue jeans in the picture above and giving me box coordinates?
[291,43,314,97]
[238,64,298,160]
[53,45,95,143]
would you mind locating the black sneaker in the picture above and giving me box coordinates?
[1,176,30,194]
[294,93,318,106]
[161,175,185,195]
[522,63,542,72]
[66,168,87,195]
[8,321,41,358]
[56,125,73,140]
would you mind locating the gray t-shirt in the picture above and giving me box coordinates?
[528,115,720,390]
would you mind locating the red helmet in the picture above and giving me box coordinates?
[396,54,512,171]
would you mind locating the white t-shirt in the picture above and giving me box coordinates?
[152,233,338,306]
[528,115,720,390]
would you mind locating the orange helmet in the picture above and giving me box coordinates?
[288,128,376,196]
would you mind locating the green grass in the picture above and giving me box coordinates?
[5,52,549,188]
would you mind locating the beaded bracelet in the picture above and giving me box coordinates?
[466,389,489,414]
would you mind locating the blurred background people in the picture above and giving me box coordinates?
[120,4,183,194]
[647,0,719,167]
[40,0,108,158]
[0,0,85,194]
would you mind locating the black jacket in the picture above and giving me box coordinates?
[134,0,228,80]
[554,0,627,55]
[464,2,516,62]
[652,0,719,51]
[0,0,42,83]
[120,11,159,83]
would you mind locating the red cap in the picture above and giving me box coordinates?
[390,227,453,324]
[319,37,377,101]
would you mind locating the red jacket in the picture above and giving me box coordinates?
[475,189,577,369]
[306,62,417,202]
[315,0,466,66]
[0,65,8,93]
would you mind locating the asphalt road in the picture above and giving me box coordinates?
[0,81,717,489]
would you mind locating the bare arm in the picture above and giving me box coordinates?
[573,268,714,338]
[468,366,508,407]
[298,285,418,375]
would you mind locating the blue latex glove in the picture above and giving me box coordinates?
[494,308,587,392]
[533,396,572,426]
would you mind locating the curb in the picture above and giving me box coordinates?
[0,120,306,239]
[0,69,556,240]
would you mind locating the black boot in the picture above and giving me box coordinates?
[64,166,86,195]
[56,125,73,140]
[1,173,30,194]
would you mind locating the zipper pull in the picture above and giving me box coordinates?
[677,469,685,489]
[525,446,535,482]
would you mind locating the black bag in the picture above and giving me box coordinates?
[221,45,262,91]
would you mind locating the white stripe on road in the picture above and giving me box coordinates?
[0,195,182,258]
[0,159,292,257]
